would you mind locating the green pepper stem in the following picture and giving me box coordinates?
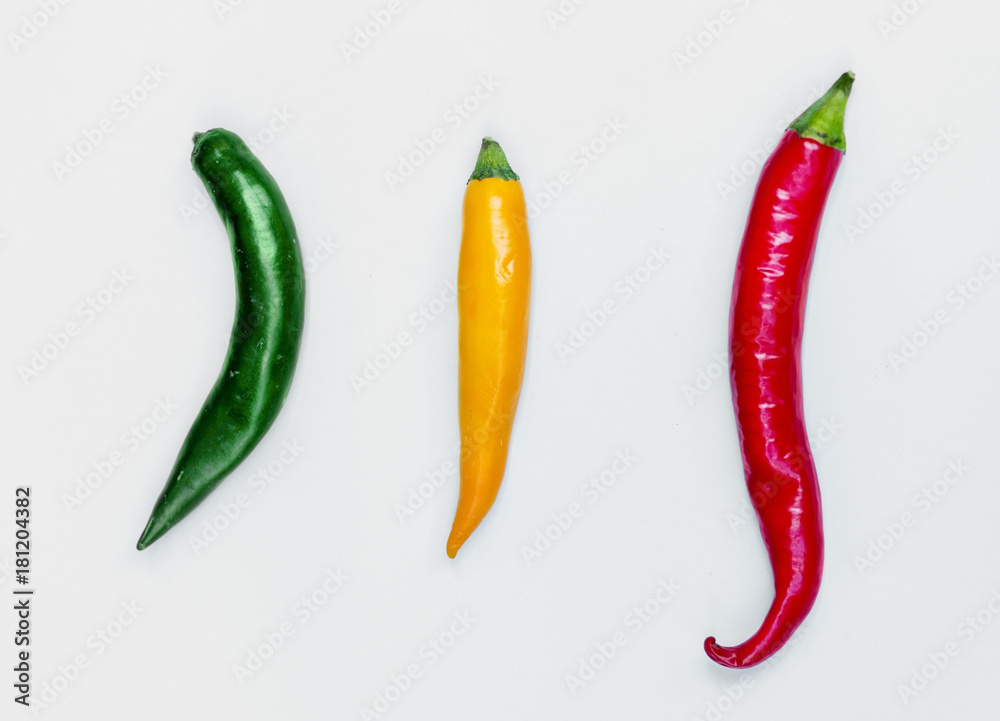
[468,137,519,183]
[788,71,855,153]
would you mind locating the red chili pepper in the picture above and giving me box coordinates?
[705,72,854,669]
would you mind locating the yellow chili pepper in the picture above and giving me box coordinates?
[447,138,531,558]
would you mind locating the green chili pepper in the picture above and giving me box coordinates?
[136,128,306,550]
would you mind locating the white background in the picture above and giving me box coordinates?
[2,0,999,719]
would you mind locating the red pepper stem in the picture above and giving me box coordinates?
[788,71,854,153]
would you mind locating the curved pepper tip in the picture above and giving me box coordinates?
[703,637,742,668]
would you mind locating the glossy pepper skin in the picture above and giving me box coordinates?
[137,129,305,550]
[447,138,531,558]
[705,73,854,667]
